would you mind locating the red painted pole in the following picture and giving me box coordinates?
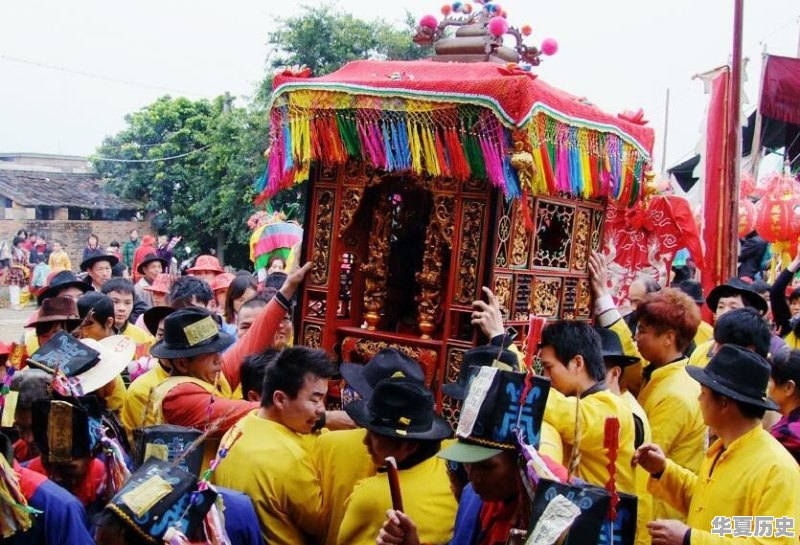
[726,0,744,278]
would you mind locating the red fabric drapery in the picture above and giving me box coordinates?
[702,68,731,304]
[760,55,800,126]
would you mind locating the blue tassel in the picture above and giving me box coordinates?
[283,124,294,172]
[382,120,397,171]
[393,118,411,170]
[254,165,268,192]
[502,154,521,199]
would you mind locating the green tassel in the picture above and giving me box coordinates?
[336,112,360,158]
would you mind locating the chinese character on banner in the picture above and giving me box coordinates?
[710,516,733,537]
[774,517,795,538]
[753,516,774,537]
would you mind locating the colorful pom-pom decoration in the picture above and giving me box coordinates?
[452,1,463,13]
[441,4,452,15]
[419,14,438,29]
[500,10,507,18]
[521,24,532,36]
[488,16,509,37]
[463,3,473,13]
[491,3,502,14]
[541,38,559,56]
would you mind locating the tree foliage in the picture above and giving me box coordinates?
[265,5,429,76]
[92,5,429,268]
[91,96,266,268]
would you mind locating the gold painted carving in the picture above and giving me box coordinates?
[416,195,455,339]
[339,187,364,235]
[454,200,485,305]
[360,196,392,330]
[310,190,334,286]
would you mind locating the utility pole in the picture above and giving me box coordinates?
[660,88,670,176]
[725,0,744,278]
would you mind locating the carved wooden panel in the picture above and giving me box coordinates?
[310,189,335,286]
[513,274,533,321]
[571,208,591,271]
[495,200,512,268]
[577,278,592,318]
[494,274,513,320]
[454,200,486,305]
[510,198,532,269]
[305,291,327,319]
[442,346,466,429]
[339,187,364,235]
[303,324,323,349]
[591,208,604,251]
[561,277,579,320]
[531,277,562,318]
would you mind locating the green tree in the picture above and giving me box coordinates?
[91,95,266,268]
[262,5,428,85]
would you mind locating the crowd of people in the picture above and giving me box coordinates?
[0,224,798,545]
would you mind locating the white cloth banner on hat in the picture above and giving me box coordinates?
[526,494,581,545]
[456,366,497,439]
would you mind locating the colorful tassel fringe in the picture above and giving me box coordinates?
[258,91,651,206]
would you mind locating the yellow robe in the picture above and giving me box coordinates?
[312,428,376,545]
[637,358,706,521]
[336,455,457,545]
[649,425,800,545]
[544,388,637,495]
[213,412,326,545]
[621,390,653,545]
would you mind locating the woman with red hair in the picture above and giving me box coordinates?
[634,288,707,523]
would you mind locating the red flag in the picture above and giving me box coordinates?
[700,67,731,307]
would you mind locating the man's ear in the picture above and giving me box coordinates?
[246,391,261,403]
[273,390,288,409]
[104,317,116,329]
[172,358,190,374]
[567,354,586,373]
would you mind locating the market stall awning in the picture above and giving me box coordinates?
[259,60,655,205]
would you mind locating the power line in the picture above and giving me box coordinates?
[0,54,204,97]
[92,146,210,163]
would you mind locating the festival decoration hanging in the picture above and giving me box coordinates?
[248,205,303,271]
[754,170,800,270]
[602,173,703,303]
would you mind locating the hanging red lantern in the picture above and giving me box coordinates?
[738,198,756,237]
[740,173,756,198]
[754,172,800,269]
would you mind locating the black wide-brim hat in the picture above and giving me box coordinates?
[150,307,234,359]
[340,347,425,399]
[142,306,176,337]
[136,253,169,275]
[594,327,639,368]
[441,345,519,400]
[706,278,767,314]
[37,270,94,305]
[79,253,120,272]
[686,344,778,410]
[345,377,452,441]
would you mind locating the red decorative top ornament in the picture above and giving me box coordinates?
[754,171,800,243]
[415,1,556,66]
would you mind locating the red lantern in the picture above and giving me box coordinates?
[755,194,800,242]
[755,172,800,242]
[738,198,756,237]
[740,174,756,198]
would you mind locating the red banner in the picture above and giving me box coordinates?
[760,55,800,126]
[702,68,731,305]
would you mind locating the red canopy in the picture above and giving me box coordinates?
[759,55,800,126]
[273,60,655,153]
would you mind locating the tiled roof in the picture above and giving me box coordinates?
[0,170,141,210]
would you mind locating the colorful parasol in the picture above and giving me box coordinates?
[249,221,303,271]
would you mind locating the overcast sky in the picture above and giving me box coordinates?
[0,0,797,171]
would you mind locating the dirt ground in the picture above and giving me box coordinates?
[0,306,34,343]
